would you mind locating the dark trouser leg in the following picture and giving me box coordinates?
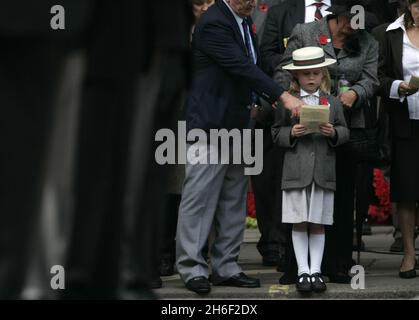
[252,134,285,260]
[324,148,356,276]
[161,194,181,262]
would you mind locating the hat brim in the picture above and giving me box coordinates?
[282,58,337,70]
[326,5,357,17]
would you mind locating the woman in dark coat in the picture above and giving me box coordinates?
[374,0,419,278]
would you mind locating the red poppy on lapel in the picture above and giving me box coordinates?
[259,3,268,12]
[319,35,330,45]
[251,23,257,35]
[320,97,330,106]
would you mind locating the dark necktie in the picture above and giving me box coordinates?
[242,19,256,64]
[314,2,324,21]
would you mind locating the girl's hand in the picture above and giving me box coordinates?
[291,124,306,137]
[319,123,335,138]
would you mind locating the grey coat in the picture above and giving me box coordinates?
[272,93,349,191]
[273,17,380,128]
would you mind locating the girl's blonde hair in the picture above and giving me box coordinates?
[288,67,332,95]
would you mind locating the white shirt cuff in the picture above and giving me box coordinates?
[390,80,406,102]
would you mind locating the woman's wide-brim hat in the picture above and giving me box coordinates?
[282,47,336,70]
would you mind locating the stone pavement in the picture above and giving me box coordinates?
[155,226,419,299]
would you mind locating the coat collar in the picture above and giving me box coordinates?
[292,89,328,99]
[387,27,404,79]
[300,88,320,97]
[387,14,406,32]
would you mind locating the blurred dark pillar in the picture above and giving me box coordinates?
[0,0,92,299]
[64,0,191,299]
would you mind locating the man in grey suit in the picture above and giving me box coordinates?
[176,0,303,295]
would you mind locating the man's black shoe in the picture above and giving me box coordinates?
[185,276,211,294]
[214,272,260,288]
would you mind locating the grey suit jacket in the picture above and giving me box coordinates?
[272,93,349,191]
[273,17,380,128]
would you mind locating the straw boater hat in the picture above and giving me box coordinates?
[282,47,336,70]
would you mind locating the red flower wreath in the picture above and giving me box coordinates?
[247,191,256,219]
[368,169,392,223]
[246,191,258,228]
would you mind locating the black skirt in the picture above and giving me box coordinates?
[391,120,419,203]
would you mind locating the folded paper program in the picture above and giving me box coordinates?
[300,105,330,134]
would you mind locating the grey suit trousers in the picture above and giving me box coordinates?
[176,142,248,284]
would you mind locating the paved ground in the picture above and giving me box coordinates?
[155,226,419,299]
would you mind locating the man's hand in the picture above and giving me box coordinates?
[291,124,306,138]
[279,91,304,117]
[319,123,335,138]
[399,81,419,96]
[339,90,358,109]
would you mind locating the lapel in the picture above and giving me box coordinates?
[294,0,306,26]
[387,28,404,79]
[217,0,247,54]
[317,18,335,59]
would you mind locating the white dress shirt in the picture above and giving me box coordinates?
[387,15,419,120]
[223,0,257,63]
[304,0,331,23]
[300,88,320,105]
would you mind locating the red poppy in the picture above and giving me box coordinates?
[259,3,268,12]
[251,23,257,35]
[319,35,330,45]
[247,191,256,219]
[320,97,329,106]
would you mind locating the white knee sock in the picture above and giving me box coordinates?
[292,230,310,276]
[309,233,325,274]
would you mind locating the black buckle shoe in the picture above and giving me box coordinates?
[185,276,211,294]
[310,273,327,292]
[296,273,312,293]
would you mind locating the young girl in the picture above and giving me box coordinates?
[272,47,349,293]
